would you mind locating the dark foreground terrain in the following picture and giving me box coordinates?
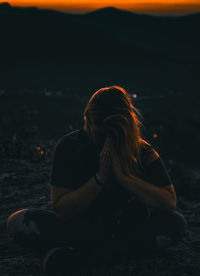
[0,89,200,275]
[0,3,200,275]
[0,156,200,276]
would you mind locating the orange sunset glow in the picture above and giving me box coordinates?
[4,0,200,15]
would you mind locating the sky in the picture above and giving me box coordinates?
[3,0,200,15]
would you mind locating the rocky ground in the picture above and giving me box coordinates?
[1,156,200,276]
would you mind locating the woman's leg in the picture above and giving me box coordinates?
[7,208,67,255]
[111,207,188,258]
[145,209,188,249]
[90,201,152,262]
[7,208,107,257]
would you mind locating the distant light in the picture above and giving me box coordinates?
[68,125,73,130]
[132,94,137,98]
[12,134,17,141]
[0,90,5,96]
[0,144,5,152]
[153,133,158,138]
[56,91,63,96]
[36,146,41,150]
[44,91,53,96]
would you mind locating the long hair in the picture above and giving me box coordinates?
[83,86,151,177]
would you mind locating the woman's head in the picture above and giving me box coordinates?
[83,86,150,175]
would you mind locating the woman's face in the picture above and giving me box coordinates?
[89,120,106,149]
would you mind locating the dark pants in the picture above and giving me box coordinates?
[7,207,188,260]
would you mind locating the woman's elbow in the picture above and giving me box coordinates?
[165,196,177,212]
[163,185,177,212]
[168,199,177,212]
[52,201,69,223]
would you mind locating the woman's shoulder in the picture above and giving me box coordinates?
[140,140,154,155]
[53,129,83,157]
[140,140,160,167]
[56,128,83,146]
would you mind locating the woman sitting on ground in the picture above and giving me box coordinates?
[7,86,188,275]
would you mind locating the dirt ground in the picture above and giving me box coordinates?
[1,157,200,276]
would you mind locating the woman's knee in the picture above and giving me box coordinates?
[7,208,63,247]
[161,210,188,241]
[165,210,188,241]
[150,209,188,241]
[7,208,59,238]
[7,209,29,234]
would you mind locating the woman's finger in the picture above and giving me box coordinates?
[105,135,112,147]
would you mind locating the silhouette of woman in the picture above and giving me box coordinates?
[7,86,188,275]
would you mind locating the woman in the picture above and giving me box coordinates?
[7,86,188,275]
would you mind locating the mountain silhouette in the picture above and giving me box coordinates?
[0,3,199,90]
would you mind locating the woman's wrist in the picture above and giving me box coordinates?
[95,172,106,187]
[97,170,107,181]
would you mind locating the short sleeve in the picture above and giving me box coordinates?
[142,155,173,188]
[50,136,77,189]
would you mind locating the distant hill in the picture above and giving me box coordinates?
[0,3,200,90]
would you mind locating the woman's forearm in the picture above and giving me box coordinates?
[119,175,176,211]
[54,175,103,222]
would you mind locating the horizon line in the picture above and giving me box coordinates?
[1,2,200,16]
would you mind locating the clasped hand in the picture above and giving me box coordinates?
[98,135,133,183]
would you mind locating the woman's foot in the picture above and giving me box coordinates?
[155,234,173,250]
[42,246,95,275]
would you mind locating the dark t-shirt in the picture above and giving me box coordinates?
[50,126,173,226]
